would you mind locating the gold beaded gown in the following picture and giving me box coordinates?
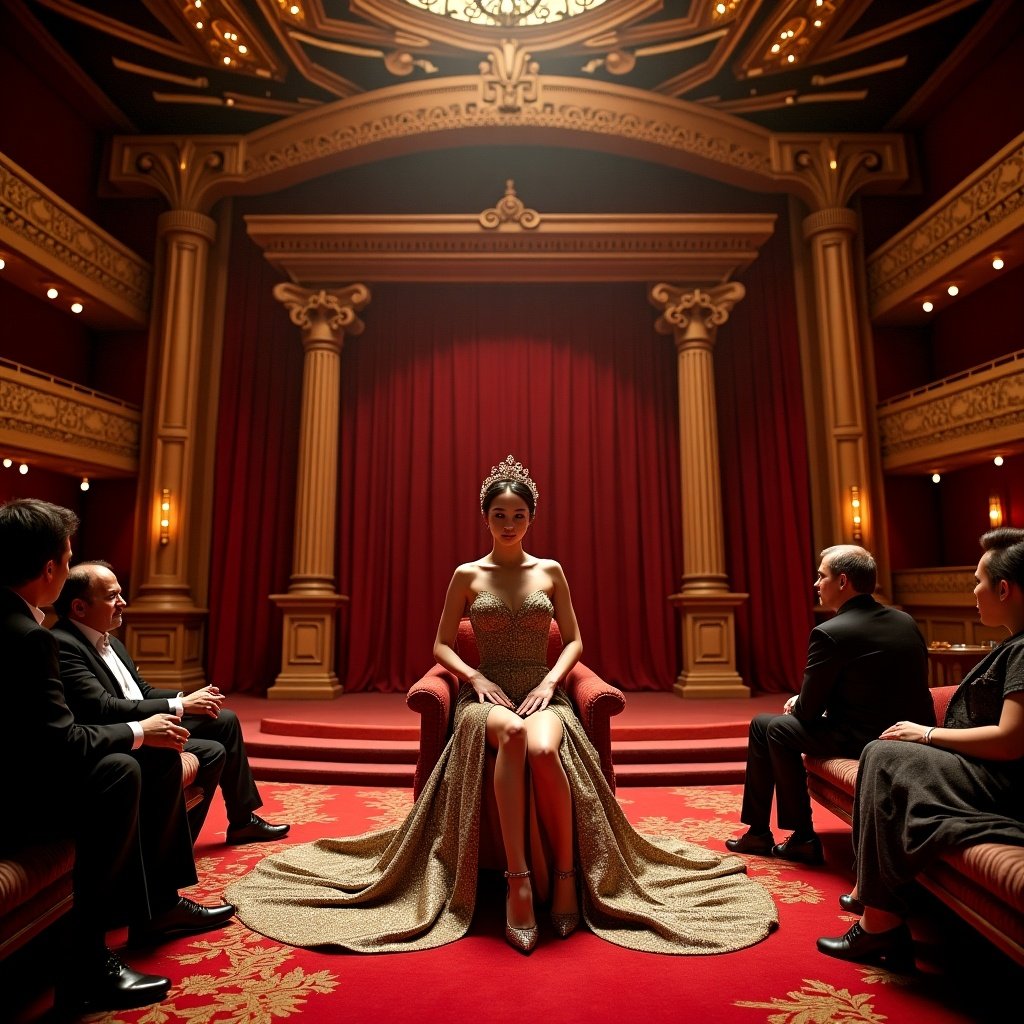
[227,591,778,953]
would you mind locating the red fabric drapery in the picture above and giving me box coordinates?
[208,209,811,696]
[717,225,814,692]
[336,282,681,692]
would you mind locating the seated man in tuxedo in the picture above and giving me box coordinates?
[725,544,934,865]
[0,499,235,1014]
[52,560,288,846]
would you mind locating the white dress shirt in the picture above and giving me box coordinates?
[75,623,183,747]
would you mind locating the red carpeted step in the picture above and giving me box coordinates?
[612,736,748,764]
[611,722,749,741]
[245,733,419,764]
[248,756,414,788]
[614,761,746,786]
[260,718,420,741]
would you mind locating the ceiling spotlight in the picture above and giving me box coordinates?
[994,456,1004,467]
[992,257,1004,270]
[931,473,941,484]
[947,284,959,297]
[71,301,83,314]
[922,300,934,312]
[19,463,28,475]
[46,286,59,299]
[2,458,11,469]
[0,255,6,271]
[80,476,90,492]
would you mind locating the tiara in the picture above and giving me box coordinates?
[479,454,539,513]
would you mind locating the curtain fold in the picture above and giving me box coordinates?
[337,282,681,692]
[716,224,815,693]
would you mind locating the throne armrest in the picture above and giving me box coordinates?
[564,663,626,792]
[406,665,459,798]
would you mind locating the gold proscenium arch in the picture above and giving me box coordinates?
[107,68,908,213]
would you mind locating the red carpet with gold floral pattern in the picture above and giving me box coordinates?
[7,782,1018,1023]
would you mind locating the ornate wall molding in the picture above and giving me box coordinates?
[892,568,976,608]
[0,153,151,328]
[867,132,1024,322]
[0,360,140,475]
[878,350,1024,472]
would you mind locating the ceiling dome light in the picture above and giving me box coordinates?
[71,301,83,314]
[947,284,959,296]
[80,476,90,492]
[46,286,59,299]
[931,473,941,484]
[994,456,1004,467]
[922,300,934,312]
[19,463,28,475]
[992,257,1004,270]
[2,458,11,469]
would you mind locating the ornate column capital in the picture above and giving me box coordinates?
[273,283,371,348]
[771,136,908,212]
[649,282,745,349]
[109,138,245,213]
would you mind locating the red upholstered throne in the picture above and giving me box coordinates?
[406,617,625,868]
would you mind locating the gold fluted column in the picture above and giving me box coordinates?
[802,206,873,550]
[125,209,216,689]
[650,283,749,699]
[268,283,371,699]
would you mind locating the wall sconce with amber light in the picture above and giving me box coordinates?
[159,488,172,545]
[989,495,1004,529]
[850,485,863,542]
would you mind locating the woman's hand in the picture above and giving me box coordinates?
[879,720,929,743]
[516,679,558,717]
[468,672,514,709]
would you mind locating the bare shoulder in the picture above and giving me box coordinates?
[536,558,569,583]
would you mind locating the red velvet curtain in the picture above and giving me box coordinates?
[336,282,682,692]
[717,225,815,693]
[207,226,303,693]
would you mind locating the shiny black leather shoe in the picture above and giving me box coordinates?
[724,830,775,856]
[57,949,170,1013]
[817,922,914,971]
[131,896,236,945]
[839,893,865,915]
[226,813,291,845]
[772,833,825,866]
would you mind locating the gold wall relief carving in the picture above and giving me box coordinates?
[0,153,150,328]
[867,133,1024,321]
[231,79,776,193]
[892,568,976,607]
[770,136,908,211]
[479,40,539,112]
[479,179,540,228]
[0,361,140,475]
[878,350,1024,471]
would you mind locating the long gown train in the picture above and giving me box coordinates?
[226,591,778,954]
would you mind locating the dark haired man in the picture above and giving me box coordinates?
[0,499,235,1014]
[725,544,935,865]
[52,560,287,845]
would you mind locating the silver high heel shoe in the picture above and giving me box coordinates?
[504,869,539,954]
[550,867,580,939]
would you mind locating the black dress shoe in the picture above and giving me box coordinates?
[226,813,291,845]
[839,893,865,915]
[772,834,825,865]
[131,896,236,945]
[817,921,915,971]
[724,830,775,856]
[57,949,170,1013]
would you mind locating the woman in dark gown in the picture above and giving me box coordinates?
[227,456,777,955]
[817,527,1024,969]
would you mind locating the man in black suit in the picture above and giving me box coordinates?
[725,544,934,865]
[0,499,235,1014]
[52,560,288,845]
